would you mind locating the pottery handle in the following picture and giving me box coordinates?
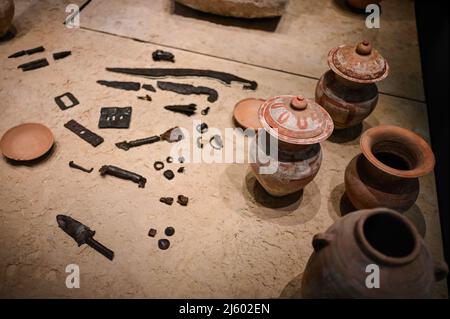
[312,233,334,252]
[434,261,449,282]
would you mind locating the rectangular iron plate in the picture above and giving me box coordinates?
[98,107,132,129]
[64,120,104,147]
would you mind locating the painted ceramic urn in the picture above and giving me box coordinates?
[345,125,435,212]
[301,208,448,298]
[0,0,14,38]
[250,95,334,197]
[316,40,389,130]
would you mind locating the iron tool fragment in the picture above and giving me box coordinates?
[106,67,258,90]
[55,92,79,111]
[164,103,197,116]
[53,51,71,60]
[9,46,45,58]
[177,195,189,206]
[142,84,156,92]
[137,94,152,101]
[69,161,93,173]
[157,81,219,103]
[116,127,183,151]
[97,80,141,91]
[18,58,49,71]
[201,107,210,116]
[152,50,175,62]
[56,215,114,261]
[116,136,161,151]
[64,120,104,147]
[98,107,132,129]
[99,165,147,188]
[160,197,174,206]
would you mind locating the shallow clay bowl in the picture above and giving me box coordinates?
[0,123,54,161]
[233,98,265,130]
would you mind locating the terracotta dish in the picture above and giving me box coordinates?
[0,123,54,161]
[233,98,265,130]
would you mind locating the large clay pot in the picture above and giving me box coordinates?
[316,41,389,130]
[175,0,289,18]
[250,95,334,197]
[301,208,448,298]
[0,0,14,38]
[345,125,435,212]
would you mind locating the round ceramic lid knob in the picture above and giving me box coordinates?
[290,96,308,110]
[356,41,372,55]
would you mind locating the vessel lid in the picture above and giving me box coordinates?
[259,95,334,145]
[328,40,389,83]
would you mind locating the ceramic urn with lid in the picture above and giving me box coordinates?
[250,95,334,197]
[316,41,389,130]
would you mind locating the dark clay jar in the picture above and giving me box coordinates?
[301,208,448,298]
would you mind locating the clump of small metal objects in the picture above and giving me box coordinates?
[154,155,186,182]
[9,46,72,72]
[148,226,176,251]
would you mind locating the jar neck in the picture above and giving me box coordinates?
[334,73,367,89]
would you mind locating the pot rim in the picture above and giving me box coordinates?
[360,125,435,178]
[354,208,421,266]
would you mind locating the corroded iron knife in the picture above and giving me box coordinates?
[57,215,114,261]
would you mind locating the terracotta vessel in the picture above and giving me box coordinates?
[301,208,448,298]
[0,123,54,161]
[233,98,265,131]
[250,95,334,197]
[345,125,435,212]
[0,0,14,38]
[316,41,389,130]
[347,0,382,11]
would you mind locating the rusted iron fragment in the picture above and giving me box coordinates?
[18,58,49,71]
[69,161,93,173]
[98,107,132,129]
[157,81,219,103]
[99,165,147,188]
[164,103,197,116]
[56,215,114,261]
[64,120,104,147]
[152,50,175,62]
[53,51,71,60]
[148,228,157,237]
[97,80,141,91]
[106,67,258,90]
[160,197,174,206]
[164,170,175,180]
[55,92,79,111]
[177,195,189,206]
